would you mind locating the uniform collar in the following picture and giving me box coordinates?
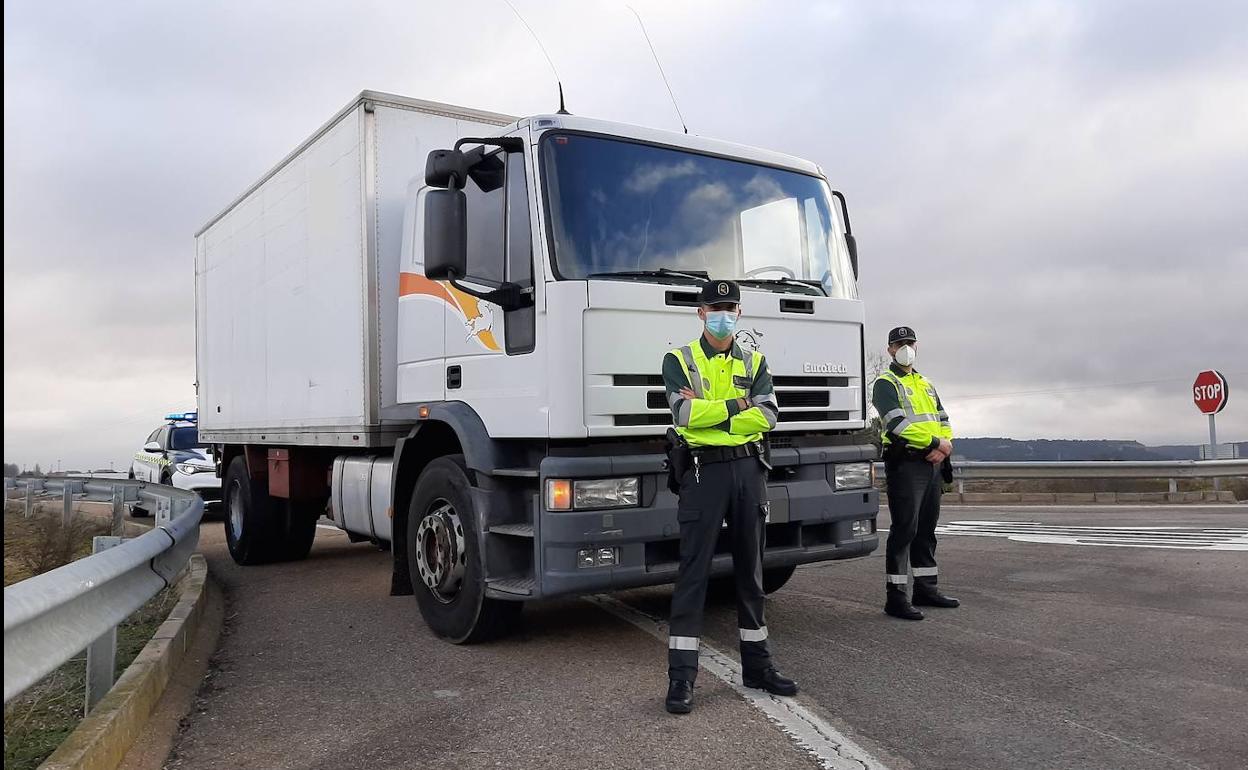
[699,335,739,359]
[890,362,919,377]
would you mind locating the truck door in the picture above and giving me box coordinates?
[397,180,448,404]
[439,149,543,435]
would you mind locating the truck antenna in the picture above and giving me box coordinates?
[626,5,688,134]
[502,0,571,115]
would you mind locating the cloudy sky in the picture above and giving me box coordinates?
[4,0,1246,470]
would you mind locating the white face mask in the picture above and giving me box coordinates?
[894,344,916,367]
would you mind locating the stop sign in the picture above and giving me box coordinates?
[1193,370,1229,414]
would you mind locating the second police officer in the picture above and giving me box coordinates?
[661,279,798,714]
[872,326,961,620]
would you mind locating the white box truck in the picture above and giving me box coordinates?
[196,91,879,642]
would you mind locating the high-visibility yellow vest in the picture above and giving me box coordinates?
[877,369,952,448]
[670,340,774,447]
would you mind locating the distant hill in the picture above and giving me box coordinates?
[953,438,1247,462]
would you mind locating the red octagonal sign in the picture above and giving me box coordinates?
[1193,370,1229,414]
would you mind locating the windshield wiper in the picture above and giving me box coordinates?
[736,277,824,296]
[586,268,708,283]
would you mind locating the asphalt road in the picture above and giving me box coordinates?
[165,505,1248,770]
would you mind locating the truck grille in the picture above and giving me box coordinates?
[603,373,858,430]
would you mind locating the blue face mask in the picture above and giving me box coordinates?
[705,310,738,340]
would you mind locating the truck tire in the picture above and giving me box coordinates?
[708,565,796,599]
[407,455,521,643]
[762,565,797,594]
[223,456,286,565]
[278,500,320,562]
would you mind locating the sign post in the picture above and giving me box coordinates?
[1192,370,1229,493]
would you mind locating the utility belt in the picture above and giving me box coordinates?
[664,430,770,493]
[882,442,930,462]
[690,442,766,465]
[883,441,955,483]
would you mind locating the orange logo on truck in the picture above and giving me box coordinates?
[399,273,501,352]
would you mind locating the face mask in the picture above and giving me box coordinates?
[894,344,916,366]
[705,310,738,340]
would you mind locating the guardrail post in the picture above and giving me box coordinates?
[62,485,74,526]
[25,484,35,518]
[1168,478,1178,494]
[155,495,173,526]
[84,535,125,714]
[111,486,126,536]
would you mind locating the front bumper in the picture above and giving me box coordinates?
[172,472,223,504]
[489,443,879,600]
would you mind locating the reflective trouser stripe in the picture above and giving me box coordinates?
[668,635,699,651]
[739,626,768,642]
[912,567,938,577]
[886,574,909,585]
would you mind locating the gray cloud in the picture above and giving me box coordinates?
[4,0,1246,469]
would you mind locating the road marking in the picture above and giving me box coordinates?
[585,594,889,770]
[937,521,1248,551]
[945,504,1248,511]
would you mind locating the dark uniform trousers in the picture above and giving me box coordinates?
[884,456,942,593]
[668,455,771,683]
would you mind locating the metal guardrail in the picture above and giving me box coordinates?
[2,476,203,705]
[876,459,1248,493]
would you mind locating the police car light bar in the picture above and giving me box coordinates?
[165,411,198,423]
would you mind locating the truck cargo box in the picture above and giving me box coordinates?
[195,92,514,447]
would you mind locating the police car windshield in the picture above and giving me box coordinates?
[542,133,858,299]
[169,426,205,451]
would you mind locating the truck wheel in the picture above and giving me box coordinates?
[407,455,521,643]
[762,565,797,594]
[278,499,320,561]
[223,456,285,565]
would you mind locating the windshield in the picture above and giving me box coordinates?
[541,133,857,298]
[169,426,204,451]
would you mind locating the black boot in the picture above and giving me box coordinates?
[885,590,924,620]
[913,584,960,608]
[665,679,694,714]
[743,667,799,696]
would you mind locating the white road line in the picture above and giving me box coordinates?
[936,521,1248,551]
[944,504,1248,511]
[584,594,889,770]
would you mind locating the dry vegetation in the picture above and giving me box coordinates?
[3,501,178,770]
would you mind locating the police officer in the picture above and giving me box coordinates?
[662,279,798,714]
[873,326,960,620]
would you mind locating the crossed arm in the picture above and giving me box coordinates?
[662,352,779,434]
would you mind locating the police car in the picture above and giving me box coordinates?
[129,412,221,515]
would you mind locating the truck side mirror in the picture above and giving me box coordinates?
[423,189,467,281]
[425,149,470,189]
[846,233,859,278]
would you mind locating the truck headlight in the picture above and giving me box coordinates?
[834,462,873,490]
[175,463,214,476]
[546,477,641,510]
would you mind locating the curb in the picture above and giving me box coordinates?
[38,554,211,770]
